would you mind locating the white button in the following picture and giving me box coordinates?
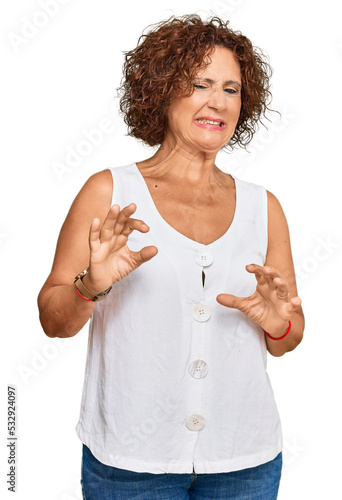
[186,414,205,431]
[189,360,208,379]
[194,252,214,267]
[192,302,211,322]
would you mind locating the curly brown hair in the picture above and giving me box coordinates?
[118,14,273,149]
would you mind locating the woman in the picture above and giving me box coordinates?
[38,15,304,499]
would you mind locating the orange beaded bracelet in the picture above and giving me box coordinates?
[264,321,291,341]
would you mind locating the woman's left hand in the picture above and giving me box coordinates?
[216,264,302,338]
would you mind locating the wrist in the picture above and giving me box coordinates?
[74,268,112,302]
[81,273,106,295]
[264,320,291,341]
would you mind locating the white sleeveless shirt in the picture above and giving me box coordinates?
[76,163,282,474]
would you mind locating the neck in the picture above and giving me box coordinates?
[137,136,223,186]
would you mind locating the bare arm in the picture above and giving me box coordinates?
[217,191,304,357]
[38,169,157,338]
[262,191,304,356]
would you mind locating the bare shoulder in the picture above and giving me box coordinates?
[71,168,113,210]
[63,169,114,233]
[266,189,285,214]
[266,190,290,241]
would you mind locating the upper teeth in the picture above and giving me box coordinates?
[197,119,222,125]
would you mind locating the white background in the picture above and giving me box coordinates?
[1,0,341,498]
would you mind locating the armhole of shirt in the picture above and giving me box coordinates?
[108,164,136,208]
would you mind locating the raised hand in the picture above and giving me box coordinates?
[216,264,302,338]
[82,203,158,294]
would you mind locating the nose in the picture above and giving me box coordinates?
[207,88,226,111]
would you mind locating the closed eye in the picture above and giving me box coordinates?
[194,84,239,94]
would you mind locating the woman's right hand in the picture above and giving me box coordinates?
[82,203,158,294]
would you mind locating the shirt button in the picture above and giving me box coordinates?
[186,414,206,431]
[192,302,211,322]
[189,360,208,379]
[194,252,214,267]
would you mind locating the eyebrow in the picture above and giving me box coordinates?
[194,77,242,88]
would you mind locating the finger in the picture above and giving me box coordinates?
[247,265,283,290]
[132,245,158,265]
[113,203,137,236]
[273,277,289,299]
[245,264,268,285]
[89,217,101,251]
[216,293,245,310]
[121,218,150,237]
[287,296,302,313]
[99,205,121,242]
[247,264,282,279]
[278,297,302,320]
[262,266,282,279]
[246,263,263,274]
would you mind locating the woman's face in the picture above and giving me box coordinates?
[166,46,242,155]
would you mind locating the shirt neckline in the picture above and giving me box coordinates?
[132,163,239,248]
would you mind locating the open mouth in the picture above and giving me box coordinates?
[196,118,224,127]
[195,118,226,130]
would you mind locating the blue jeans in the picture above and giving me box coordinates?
[81,444,282,499]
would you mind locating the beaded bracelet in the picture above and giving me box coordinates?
[264,321,291,341]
